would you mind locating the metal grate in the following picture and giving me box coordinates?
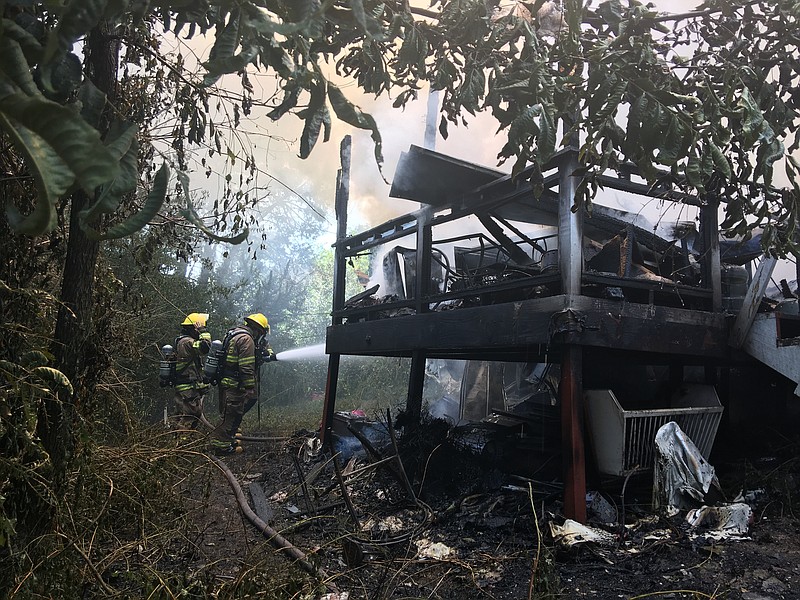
[586,386,724,476]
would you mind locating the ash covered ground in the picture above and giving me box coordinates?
[163,415,800,600]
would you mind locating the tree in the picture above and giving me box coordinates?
[4,1,800,254]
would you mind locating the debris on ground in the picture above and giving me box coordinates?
[183,409,800,599]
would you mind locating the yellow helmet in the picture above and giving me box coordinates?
[245,313,269,333]
[182,312,209,327]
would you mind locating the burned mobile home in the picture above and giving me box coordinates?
[320,137,800,522]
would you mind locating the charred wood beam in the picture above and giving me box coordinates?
[332,453,360,527]
[292,454,316,516]
[320,354,340,448]
[595,174,700,206]
[582,273,710,300]
[335,213,418,254]
[495,215,548,255]
[477,213,535,266]
[327,294,729,359]
[333,272,562,322]
[415,209,433,313]
[730,255,778,349]
[622,224,636,278]
[248,481,275,524]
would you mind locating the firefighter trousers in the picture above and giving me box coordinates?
[212,386,256,443]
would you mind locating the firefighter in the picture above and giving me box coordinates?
[210,313,276,454]
[173,312,212,432]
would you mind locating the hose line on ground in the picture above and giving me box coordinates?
[209,455,337,592]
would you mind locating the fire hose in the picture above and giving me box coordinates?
[209,455,337,592]
[199,414,287,442]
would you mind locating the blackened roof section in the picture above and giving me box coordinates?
[389,145,505,205]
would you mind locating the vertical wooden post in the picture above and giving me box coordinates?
[558,136,586,522]
[560,345,586,522]
[320,355,341,448]
[415,208,433,314]
[405,208,432,431]
[558,147,582,297]
[332,136,351,324]
[321,136,351,448]
[699,196,722,312]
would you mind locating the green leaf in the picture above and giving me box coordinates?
[81,124,140,222]
[459,67,485,115]
[684,153,705,193]
[31,366,73,396]
[625,93,647,153]
[242,4,304,37]
[350,0,385,39]
[208,9,240,64]
[19,351,50,368]
[655,114,690,166]
[1,18,44,65]
[0,91,118,192]
[708,140,731,179]
[300,79,330,159]
[537,106,556,163]
[77,79,107,128]
[84,162,169,240]
[0,113,72,235]
[202,10,243,87]
[0,36,39,96]
[268,84,300,121]
[327,83,384,174]
[181,204,250,244]
[203,43,259,87]
[737,86,765,143]
[42,52,83,101]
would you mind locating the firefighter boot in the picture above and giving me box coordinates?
[210,439,237,456]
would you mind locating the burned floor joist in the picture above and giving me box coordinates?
[326,294,730,360]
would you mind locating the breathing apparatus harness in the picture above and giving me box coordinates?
[159,334,202,387]
[204,327,276,387]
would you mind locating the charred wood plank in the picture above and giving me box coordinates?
[730,256,778,349]
[328,294,729,359]
[248,481,275,524]
[344,284,380,307]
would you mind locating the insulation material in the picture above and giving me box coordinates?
[550,519,616,548]
[686,503,753,540]
[652,421,722,512]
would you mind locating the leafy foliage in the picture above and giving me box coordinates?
[4,0,800,254]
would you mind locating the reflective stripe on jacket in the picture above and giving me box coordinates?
[220,326,257,390]
[174,335,209,392]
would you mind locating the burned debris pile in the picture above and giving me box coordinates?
[219,407,800,599]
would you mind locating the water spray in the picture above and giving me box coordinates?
[274,343,327,362]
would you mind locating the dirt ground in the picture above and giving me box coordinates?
[169,421,800,600]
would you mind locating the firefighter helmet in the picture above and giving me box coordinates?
[245,313,269,333]
[182,312,209,327]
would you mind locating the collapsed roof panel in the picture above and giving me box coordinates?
[389,145,505,205]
